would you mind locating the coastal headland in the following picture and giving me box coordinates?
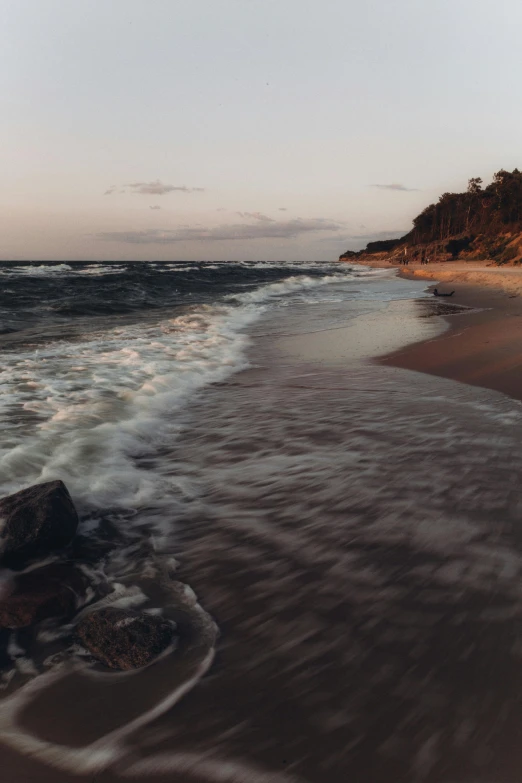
[339,168,522,402]
[345,252,522,403]
[380,273,522,403]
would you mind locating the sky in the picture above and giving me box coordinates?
[2,0,522,262]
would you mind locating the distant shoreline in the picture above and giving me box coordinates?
[362,261,522,402]
[347,256,522,296]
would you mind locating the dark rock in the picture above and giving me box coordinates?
[0,481,79,563]
[0,563,89,629]
[75,608,176,670]
[0,629,11,670]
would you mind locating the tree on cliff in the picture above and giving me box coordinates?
[406,169,522,245]
[340,169,522,259]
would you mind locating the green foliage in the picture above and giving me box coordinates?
[446,236,473,258]
[467,177,483,195]
[365,238,403,254]
[409,169,522,245]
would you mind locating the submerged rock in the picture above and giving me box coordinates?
[0,563,89,629]
[0,480,79,563]
[76,608,177,670]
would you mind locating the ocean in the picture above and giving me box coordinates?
[1,260,522,782]
[0,260,428,517]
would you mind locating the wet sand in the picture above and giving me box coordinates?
[380,282,522,402]
[147,312,522,783]
[4,290,522,782]
[405,261,522,298]
[347,258,522,401]
[348,259,522,298]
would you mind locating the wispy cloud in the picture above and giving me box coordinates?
[97,218,342,244]
[371,183,418,192]
[236,211,275,222]
[149,205,161,210]
[278,207,287,211]
[104,179,205,196]
[129,180,205,195]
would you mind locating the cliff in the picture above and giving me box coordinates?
[340,169,522,266]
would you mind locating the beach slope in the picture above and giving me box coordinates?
[375,264,522,402]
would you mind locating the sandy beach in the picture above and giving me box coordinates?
[405,261,522,297]
[6,0,522,780]
[370,262,522,402]
[4,266,522,782]
[351,257,522,297]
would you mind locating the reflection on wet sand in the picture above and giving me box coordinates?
[142,305,522,783]
[2,293,522,782]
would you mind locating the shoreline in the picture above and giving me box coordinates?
[377,272,522,403]
[346,257,522,402]
[3,274,522,781]
[401,260,522,297]
[164,297,522,783]
[348,257,522,296]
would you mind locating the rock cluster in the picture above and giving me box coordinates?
[0,480,176,671]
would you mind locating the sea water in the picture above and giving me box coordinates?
[0,261,521,782]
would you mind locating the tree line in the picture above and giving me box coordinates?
[407,169,522,244]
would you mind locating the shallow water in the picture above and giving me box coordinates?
[1,261,520,781]
[157,311,522,783]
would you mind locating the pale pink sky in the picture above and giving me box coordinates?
[2,0,521,261]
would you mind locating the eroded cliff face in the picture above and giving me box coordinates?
[340,231,522,267]
[340,169,522,267]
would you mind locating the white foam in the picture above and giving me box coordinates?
[0,272,352,533]
[161,265,196,272]
[69,265,122,276]
[0,575,218,773]
[229,273,353,305]
[0,263,73,276]
[122,752,305,782]
[73,584,147,621]
[0,648,215,774]
[0,261,355,279]
[0,263,122,277]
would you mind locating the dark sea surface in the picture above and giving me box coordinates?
[0,261,522,782]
